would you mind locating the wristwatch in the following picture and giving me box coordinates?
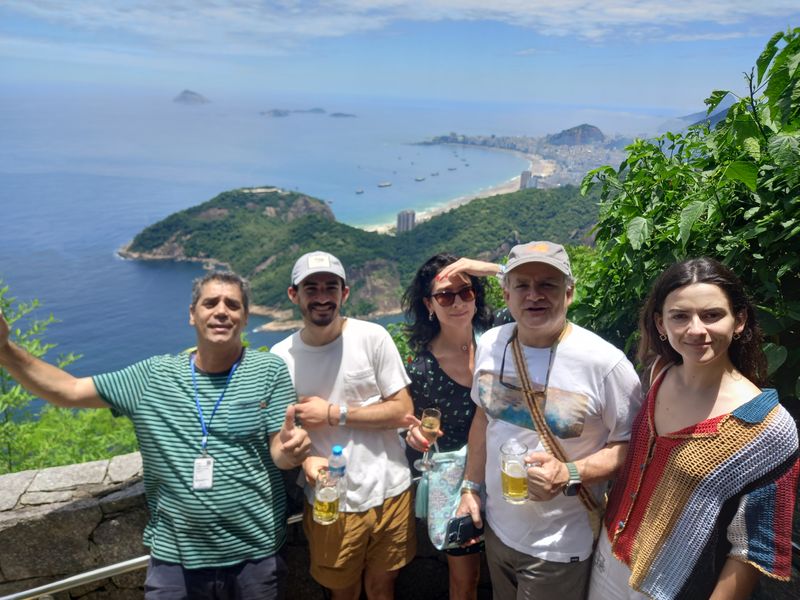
[338,404,348,427]
[562,462,581,496]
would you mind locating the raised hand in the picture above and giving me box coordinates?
[435,258,501,282]
[278,404,311,467]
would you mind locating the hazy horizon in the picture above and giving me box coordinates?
[3,2,799,120]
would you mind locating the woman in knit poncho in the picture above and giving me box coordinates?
[588,257,799,600]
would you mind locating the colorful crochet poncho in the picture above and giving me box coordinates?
[604,374,799,600]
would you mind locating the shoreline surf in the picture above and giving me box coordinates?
[358,147,538,233]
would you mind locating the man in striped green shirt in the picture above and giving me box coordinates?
[0,272,310,599]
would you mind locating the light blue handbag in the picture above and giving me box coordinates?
[415,444,468,550]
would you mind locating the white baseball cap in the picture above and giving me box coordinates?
[291,251,347,286]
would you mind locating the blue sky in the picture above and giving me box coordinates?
[1,1,799,112]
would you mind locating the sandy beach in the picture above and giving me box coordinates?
[254,147,545,332]
[361,148,543,234]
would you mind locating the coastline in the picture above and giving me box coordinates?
[255,145,539,332]
[360,147,538,234]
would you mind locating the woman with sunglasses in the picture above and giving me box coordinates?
[402,253,493,600]
[588,258,799,600]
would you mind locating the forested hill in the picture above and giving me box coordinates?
[123,184,598,315]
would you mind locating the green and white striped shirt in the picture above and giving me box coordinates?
[94,349,295,568]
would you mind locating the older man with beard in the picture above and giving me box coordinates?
[271,251,416,600]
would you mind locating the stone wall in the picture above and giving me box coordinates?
[0,453,148,599]
[0,454,796,599]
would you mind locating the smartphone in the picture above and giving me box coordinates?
[445,514,484,547]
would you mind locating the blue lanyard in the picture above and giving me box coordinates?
[190,353,241,453]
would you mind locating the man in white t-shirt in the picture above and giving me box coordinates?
[271,251,415,600]
[450,241,642,599]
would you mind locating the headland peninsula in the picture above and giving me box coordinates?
[120,184,598,330]
[120,123,623,330]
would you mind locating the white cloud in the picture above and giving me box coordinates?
[2,0,798,56]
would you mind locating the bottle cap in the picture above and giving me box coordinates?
[332,444,343,455]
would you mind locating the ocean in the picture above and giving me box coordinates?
[0,87,665,381]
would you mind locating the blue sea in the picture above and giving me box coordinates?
[0,86,665,381]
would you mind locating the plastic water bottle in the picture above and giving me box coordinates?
[328,444,347,498]
[328,444,346,480]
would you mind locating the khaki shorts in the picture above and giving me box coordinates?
[303,488,416,590]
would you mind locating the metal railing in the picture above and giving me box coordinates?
[3,503,799,600]
[0,513,304,600]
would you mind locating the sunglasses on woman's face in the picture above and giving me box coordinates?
[430,286,476,307]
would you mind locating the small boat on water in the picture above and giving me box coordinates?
[414,177,425,182]
[355,189,364,194]
[378,182,392,188]
[448,167,457,171]
[430,172,439,176]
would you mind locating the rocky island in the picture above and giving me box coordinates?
[173,90,210,105]
[260,107,327,117]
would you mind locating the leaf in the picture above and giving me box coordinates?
[705,90,729,115]
[763,342,788,376]
[767,133,800,169]
[722,161,758,191]
[743,206,760,220]
[679,201,706,246]
[755,307,782,336]
[756,31,783,86]
[742,137,761,161]
[626,217,650,250]
[766,59,792,126]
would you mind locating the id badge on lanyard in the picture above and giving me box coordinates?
[193,456,215,490]
[190,354,240,490]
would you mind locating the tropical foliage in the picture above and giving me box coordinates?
[575,28,800,411]
[0,284,137,474]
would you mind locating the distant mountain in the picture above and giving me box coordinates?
[173,90,210,105]
[122,185,597,315]
[657,94,735,132]
[261,109,291,117]
[260,107,328,117]
[546,124,605,146]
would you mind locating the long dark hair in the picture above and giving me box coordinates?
[638,257,767,386]
[402,253,492,352]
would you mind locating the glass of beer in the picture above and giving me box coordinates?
[500,438,528,504]
[312,467,340,525]
[413,407,441,472]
